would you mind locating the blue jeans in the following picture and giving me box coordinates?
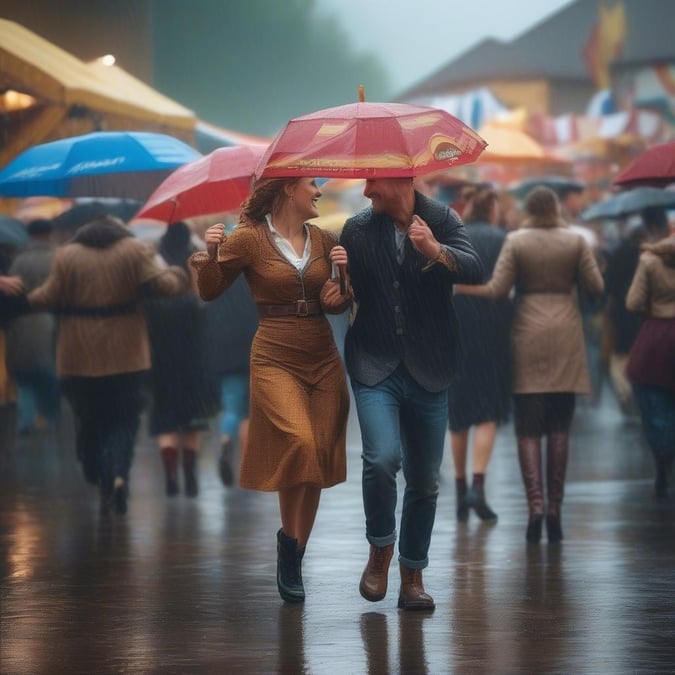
[351,365,448,569]
[219,374,249,439]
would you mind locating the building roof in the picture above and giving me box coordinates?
[398,0,675,100]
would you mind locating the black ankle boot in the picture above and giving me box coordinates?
[468,485,498,521]
[276,529,305,603]
[526,514,543,543]
[456,479,469,522]
[182,449,198,497]
[546,514,563,543]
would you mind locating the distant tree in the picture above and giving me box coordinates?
[152,0,392,135]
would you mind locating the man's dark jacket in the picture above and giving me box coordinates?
[340,191,484,392]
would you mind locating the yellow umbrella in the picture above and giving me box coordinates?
[477,124,565,164]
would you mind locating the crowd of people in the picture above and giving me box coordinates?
[0,174,673,610]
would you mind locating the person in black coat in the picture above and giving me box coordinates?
[447,187,512,523]
[337,178,483,610]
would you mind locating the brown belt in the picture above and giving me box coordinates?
[257,300,323,318]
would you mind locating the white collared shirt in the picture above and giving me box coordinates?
[265,213,311,272]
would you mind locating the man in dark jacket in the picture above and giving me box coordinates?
[340,177,483,610]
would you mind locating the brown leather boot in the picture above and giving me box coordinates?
[517,436,544,543]
[546,431,569,543]
[397,565,435,611]
[359,544,394,602]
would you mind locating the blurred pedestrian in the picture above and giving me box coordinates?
[447,186,511,523]
[6,219,60,433]
[457,187,604,543]
[28,215,188,515]
[337,177,483,610]
[190,177,350,603]
[0,271,27,409]
[202,272,258,487]
[625,234,675,499]
[144,221,219,498]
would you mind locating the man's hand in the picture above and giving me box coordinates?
[408,215,441,261]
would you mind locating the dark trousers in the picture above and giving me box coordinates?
[61,372,146,493]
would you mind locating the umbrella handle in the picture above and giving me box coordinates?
[338,265,346,295]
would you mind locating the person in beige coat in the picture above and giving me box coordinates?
[457,187,604,543]
[28,216,188,515]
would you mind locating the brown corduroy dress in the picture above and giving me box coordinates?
[190,221,349,491]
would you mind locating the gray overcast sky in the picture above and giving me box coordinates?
[314,0,575,93]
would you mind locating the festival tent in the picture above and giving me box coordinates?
[0,19,197,168]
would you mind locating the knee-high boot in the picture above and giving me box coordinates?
[546,431,569,543]
[517,436,544,543]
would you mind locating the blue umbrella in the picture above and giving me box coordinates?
[0,131,202,201]
[0,215,29,248]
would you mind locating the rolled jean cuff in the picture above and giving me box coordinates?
[399,555,428,570]
[366,532,396,548]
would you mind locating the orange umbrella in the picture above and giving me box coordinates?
[257,91,486,180]
[476,125,564,164]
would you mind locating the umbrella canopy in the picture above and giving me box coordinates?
[0,215,29,248]
[613,141,675,189]
[52,200,143,231]
[0,131,201,201]
[476,126,560,164]
[136,144,268,222]
[581,187,675,221]
[509,175,586,200]
[256,101,487,180]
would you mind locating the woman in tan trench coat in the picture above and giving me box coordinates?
[457,187,604,543]
[190,177,350,603]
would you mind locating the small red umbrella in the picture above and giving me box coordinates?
[136,143,268,222]
[614,141,675,189]
[256,88,487,180]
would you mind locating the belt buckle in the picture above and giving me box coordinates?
[296,299,309,316]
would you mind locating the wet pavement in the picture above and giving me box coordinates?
[1,385,674,674]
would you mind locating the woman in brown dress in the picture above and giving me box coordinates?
[190,177,350,603]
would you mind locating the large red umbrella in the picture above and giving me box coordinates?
[136,143,268,222]
[614,141,675,189]
[256,97,487,180]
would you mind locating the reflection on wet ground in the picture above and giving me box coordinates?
[1,386,673,674]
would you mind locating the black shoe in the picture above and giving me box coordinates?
[546,514,563,543]
[526,514,543,543]
[467,486,498,522]
[183,449,199,497]
[218,436,235,487]
[277,529,305,602]
[456,498,469,522]
[113,479,128,515]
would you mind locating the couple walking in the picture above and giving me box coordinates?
[191,174,483,610]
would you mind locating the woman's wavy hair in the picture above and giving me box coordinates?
[461,185,498,223]
[239,178,300,225]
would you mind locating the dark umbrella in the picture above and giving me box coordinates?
[509,175,585,200]
[581,187,675,221]
[0,214,29,248]
[53,200,142,231]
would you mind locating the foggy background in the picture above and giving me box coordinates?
[1,0,573,135]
